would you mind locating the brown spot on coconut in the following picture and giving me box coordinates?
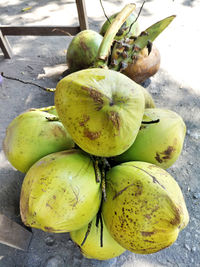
[155,145,176,163]
[162,146,175,159]
[102,161,189,254]
[114,108,186,169]
[82,86,104,106]
[84,128,101,140]
[3,110,74,173]
[55,68,145,157]
[66,30,103,72]
[108,111,120,131]
[141,231,155,237]
[20,150,102,233]
[79,115,90,127]
[155,152,163,163]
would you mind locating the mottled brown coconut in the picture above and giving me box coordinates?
[122,44,161,84]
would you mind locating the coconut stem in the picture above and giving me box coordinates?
[45,116,59,121]
[99,0,111,24]
[126,0,146,37]
[96,201,102,228]
[96,198,104,247]
[1,72,56,92]
[99,214,104,247]
[94,3,136,68]
[90,155,101,183]
[81,221,92,246]
[30,106,56,112]
[95,160,101,183]
[100,157,110,201]
[142,119,160,124]
[101,168,107,201]
[101,157,111,170]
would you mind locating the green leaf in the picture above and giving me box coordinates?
[134,15,176,50]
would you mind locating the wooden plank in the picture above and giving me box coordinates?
[0,30,12,58]
[0,214,32,251]
[0,26,81,36]
[76,0,89,31]
[0,1,89,58]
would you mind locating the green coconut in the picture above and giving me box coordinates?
[20,149,102,233]
[141,87,155,108]
[102,161,189,254]
[55,68,145,157]
[3,110,74,173]
[115,108,186,169]
[70,214,125,260]
[66,30,103,72]
[100,12,140,40]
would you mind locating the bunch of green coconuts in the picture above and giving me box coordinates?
[3,4,189,261]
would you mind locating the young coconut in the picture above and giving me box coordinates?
[114,108,186,169]
[66,30,103,73]
[70,214,126,260]
[55,68,145,157]
[102,161,189,254]
[3,109,74,173]
[20,149,102,233]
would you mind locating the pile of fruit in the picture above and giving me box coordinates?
[3,4,189,261]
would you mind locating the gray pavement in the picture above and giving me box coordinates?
[0,0,200,266]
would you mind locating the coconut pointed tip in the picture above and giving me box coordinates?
[168,14,177,20]
[128,3,136,7]
[164,15,176,25]
[164,15,176,26]
[117,3,136,15]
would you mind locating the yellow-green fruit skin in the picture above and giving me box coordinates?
[141,88,155,108]
[55,68,145,157]
[3,110,74,173]
[66,30,103,72]
[47,107,58,116]
[115,108,186,169]
[102,161,189,254]
[20,149,101,233]
[70,215,125,260]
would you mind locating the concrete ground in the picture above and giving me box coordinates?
[0,0,200,266]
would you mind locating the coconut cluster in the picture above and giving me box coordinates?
[3,73,189,260]
[3,5,189,261]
